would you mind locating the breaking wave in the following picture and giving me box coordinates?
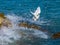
[0,13,50,45]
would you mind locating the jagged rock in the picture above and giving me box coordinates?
[0,13,12,27]
[18,22,41,30]
[52,32,60,39]
[18,22,50,34]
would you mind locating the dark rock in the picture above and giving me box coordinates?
[18,22,41,30]
[52,32,60,39]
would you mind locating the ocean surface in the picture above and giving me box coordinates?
[0,0,60,45]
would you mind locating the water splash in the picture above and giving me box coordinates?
[0,13,50,45]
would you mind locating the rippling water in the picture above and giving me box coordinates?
[0,0,60,45]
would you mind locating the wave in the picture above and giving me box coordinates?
[0,13,50,45]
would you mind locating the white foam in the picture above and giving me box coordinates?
[0,13,50,44]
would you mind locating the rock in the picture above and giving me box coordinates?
[0,13,12,27]
[18,22,50,34]
[52,32,60,39]
[18,22,41,30]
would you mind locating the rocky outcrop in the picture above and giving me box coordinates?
[52,32,60,39]
[18,22,50,33]
[18,22,41,30]
[0,13,12,27]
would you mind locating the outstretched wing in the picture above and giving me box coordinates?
[31,7,41,16]
[34,7,41,15]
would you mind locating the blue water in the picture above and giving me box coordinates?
[0,0,60,45]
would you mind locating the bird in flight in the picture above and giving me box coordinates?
[31,6,41,21]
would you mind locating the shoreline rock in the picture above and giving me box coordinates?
[52,32,60,39]
[18,22,49,33]
[0,13,12,28]
[18,22,41,30]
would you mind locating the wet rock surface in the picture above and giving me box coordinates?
[18,22,41,30]
[18,22,49,33]
[0,13,12,27]
[52,32,60,39]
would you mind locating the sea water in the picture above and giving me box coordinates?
[0,0,60,45]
